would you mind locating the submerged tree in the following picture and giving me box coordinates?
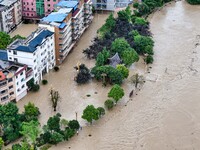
[82,105,99,124]
[108,84,125,103]
[130,73,145,89]
[49,88,61,111]
[75,64,91,84]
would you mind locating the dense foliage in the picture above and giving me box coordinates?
[82,105,100,124]
[186,0,200,4]
[0,102,40,145]
[108,84,125,103]
[74,64,91,84]
[0,32,25,49]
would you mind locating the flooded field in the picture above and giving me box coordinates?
[10,23,38,37]
[15,1,200,149]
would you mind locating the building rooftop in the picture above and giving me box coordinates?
[0,0,17,7]
[42,12,68,22]
[0,50,8,61]
[56,0,78,8]
[10,29,54,53]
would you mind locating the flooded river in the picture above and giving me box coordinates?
[17,1,200,149]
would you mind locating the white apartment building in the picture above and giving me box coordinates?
[0,0,22,33]
[84,0,93,27]
[0,50,34,104]
[7,28,55,83]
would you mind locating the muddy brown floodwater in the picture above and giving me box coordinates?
[17,1,200,150]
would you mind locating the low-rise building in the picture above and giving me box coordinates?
[0,0,22,33]
[0,50,33,104]
[7,28,55,83]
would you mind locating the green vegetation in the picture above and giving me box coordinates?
[104,99,114,110]
[108,84,124,103]
[0,32,25,49]
[74,64,91,84]
[49,88,61,111]
[116,65,129,79]
[24,102,40,122]
[82,105,100,124]
[186,0,200,4]
[98,14,116,38]
[42,79,48,85]
[122,48,139,66]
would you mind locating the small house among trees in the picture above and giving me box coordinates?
[109,53,121,68]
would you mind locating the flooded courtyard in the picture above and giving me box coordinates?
[15,1,200,149]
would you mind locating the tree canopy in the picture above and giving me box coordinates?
[108,84,125,103]
[82,105,100,124]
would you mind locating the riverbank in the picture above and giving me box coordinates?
[49,1,200,149]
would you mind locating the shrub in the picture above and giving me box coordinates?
[32,84,40,92]
[145,55,154,64]
[97,107,105,116]
[104,99,114,110]
[54,66,59,72]
[42,79,48,85]
[68,120,80,130]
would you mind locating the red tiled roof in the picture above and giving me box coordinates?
[0,71,6,81]
[72,8,80,17]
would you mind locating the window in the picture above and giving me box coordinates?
[48,9,51,12]
[10,92,14,95]
[27,8,29,10]
[53,0,56,1]
[1,96,8,102]
[8,50,11,52]
[13,50,17,55]
[17,82,19,85]
[27,2,28,5]
[21,84,25,88]
[14,58,18,63]
[32,8,34,11]
[31,2,33,5]
[48,4,50,7]
[31,14,33,16]
[20,72,23,76]
[27,13,29,16]
[9,85,13,89]
[34,59,36,62]
[9,57,12,60]
[21,78,25,82]
[8,78,13,82]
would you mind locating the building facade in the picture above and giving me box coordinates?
[22,0,60,20]
[92,0,130,11]
[40,0,93,65]
[0,50,33,104]
[7,28,55,83]
[0,0,22,33]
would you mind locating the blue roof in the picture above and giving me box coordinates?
[16,30,54,53]
[56,1,78,8]
[59,22,67,29]
[42,13,68,22]
[0,50,8,61]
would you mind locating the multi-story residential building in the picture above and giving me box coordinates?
[39,8,73,64]
[0,0,22,33]
[22,0,60,20]
[40,0,93,65]
[7,28,55,83]
[0,50,33,104]
[92,0,130,11]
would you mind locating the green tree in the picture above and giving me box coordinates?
[0,103,22,143]
[97,107,105,116]
[134,35,154,54]
[104,99,114,110]
[75,64,91,84]
[134,17,148,25]
[108,84,124,103]
[20,121,40,147]
[187,0,200,4]
[63,128,75,141]
[91,65,123,85]
[68,120,80,130]
[117,6,132,22]
[111,38,130,55]
[116,65,129,79]
[145,55,154,64]
[0,32,11,49]
[122,48,139,66]
[98,13,116,38]
[47,113,61,132]
[0,137,4,150]
[82,105,99,124]
[24,102,40,122]
[49,132,64,145]
[96,53,105,66]
[95,48,110,66]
